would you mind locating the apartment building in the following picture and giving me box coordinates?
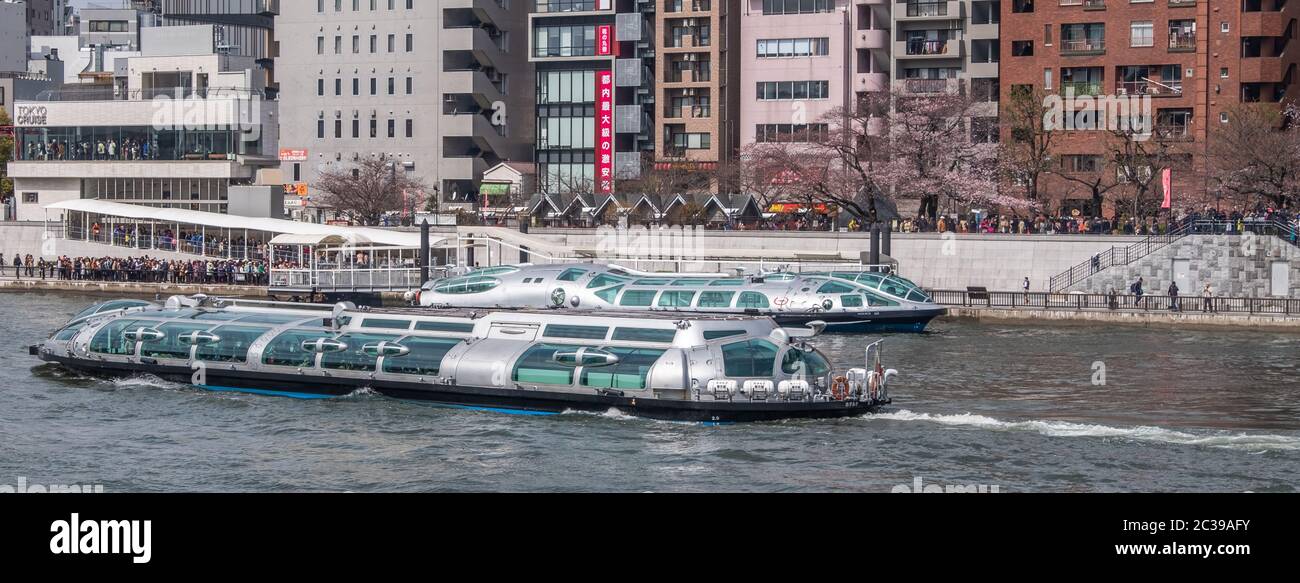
[739,0,891,150]
[529,0,656,199]
[276,0,532,212]
[1001,0,1299,212]
[893,1,1000,121]
[656,0,740,172]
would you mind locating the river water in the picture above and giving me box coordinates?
[2,292,1297,492]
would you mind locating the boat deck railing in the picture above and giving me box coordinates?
[930,289,1300,316]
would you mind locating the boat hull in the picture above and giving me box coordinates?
[41,355,887,423]
[771,308,946,333]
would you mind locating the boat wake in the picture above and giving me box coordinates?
[110,374,187,391]
[867,409,1300,453]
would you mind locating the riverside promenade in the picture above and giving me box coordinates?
[931,290,1300,330]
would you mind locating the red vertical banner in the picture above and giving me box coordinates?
[1161,167,1172,209]
[596,70,615,195]
[597,25,615,56]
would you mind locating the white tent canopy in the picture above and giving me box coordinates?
[46,199,442,248]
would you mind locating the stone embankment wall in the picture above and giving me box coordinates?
[1068,236,1300,298]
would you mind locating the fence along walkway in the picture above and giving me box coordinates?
[930,289,1300,316]
[1048,218,1300,292]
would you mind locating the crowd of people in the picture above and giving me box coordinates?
[0,254,272,286]
[87,223,269,260]
[24,136,162,162]
[889,206,1298,237]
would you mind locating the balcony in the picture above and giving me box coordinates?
[899,38,963,58]
[901,1,951,18]
[856,72,889,92]
[1154,124,1192,141]
[1168,0,1196,6]
[1240,56,1287,83]
[1168,33,1196,52]
[1060,38,1105,55]
[900,78,963,94]
[855,29,889,50]
[1060,81,1103,96]
[1082,0,1105,9]
[1240,12,1288,37]
[1117,80,1183,97]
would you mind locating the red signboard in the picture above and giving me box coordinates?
[596,70,615,195]
[597,25,615,56]
[279,148,309,161]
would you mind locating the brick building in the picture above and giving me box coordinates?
[1000,0,1298,216]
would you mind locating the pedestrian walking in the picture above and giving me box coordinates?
[1202,283,1214,313]
[1168,281,1181,312]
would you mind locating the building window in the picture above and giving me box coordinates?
[756,80,830,100]
[753,124,829,143]
[1012,40,1033,56]
[755,37,830,58]
[22,192,38,204]
[761,0,834,14]
[405,119,413,138]
[1130,21,1153,47]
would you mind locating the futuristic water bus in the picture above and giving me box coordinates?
[411,263,944,333]
[31,296,897,422]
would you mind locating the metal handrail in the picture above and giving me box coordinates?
[1048,218,1298,291]
[929,289,1300,316]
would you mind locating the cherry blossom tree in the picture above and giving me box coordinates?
[1207,102,1300,211]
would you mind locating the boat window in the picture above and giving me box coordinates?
[697,291,735,308]
[471,266,520,276]
[261,329,326,368]
[53,322,88,342]
[781,348,832,376]
[657,291,696,308]
[237,313,311,325]
[855,273,885,286]
[721,339,779,377]
[587,273,630,289]
[414,321,476,334]
[817,281,857,294]
[619,289,658,307]
[763,273,796,281]
[863,291,899,307]
[736,292,770,309]
[594,285,623,303]
[382,337,461,376]
[74,300,152,320]
[191,311,245,321]
[543,324,609,340]
[670,278,711,286]
[141,322,214,359]
[580,347,667,390]
[708,279,744,286]
[634,278,673,286]
[704,329,747,340]
[557,268,587,282]
[841,294,864,308]
[433,276,501,295]
[512,344,578,385]
[907,289,931,303]
[319,333,400,372]
[361,318,413,330]
[611,328,677,343]
[88,319,141,355]
[194,326,271,363]
[877,278,915,299]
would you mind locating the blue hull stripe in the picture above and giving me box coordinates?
[199,385,336,400]
[198,384,558,415]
